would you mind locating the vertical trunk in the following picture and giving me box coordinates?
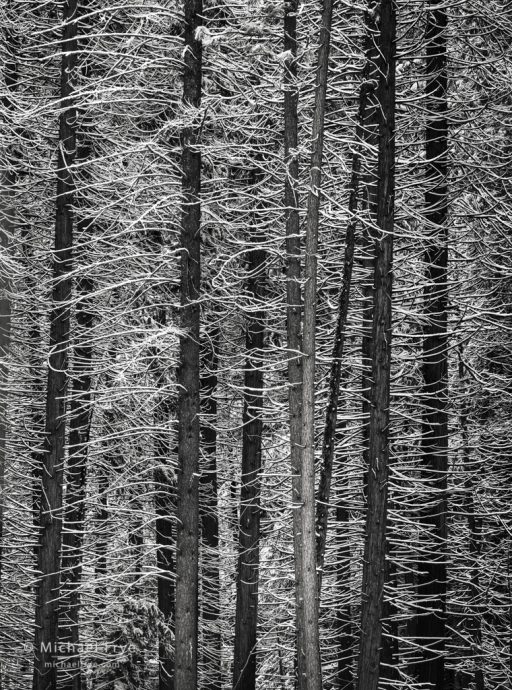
[147,241,175,690]
[59,258,94,690]
[300,1,334,687]
[129,504,144,594]
[0,171,12,690]
[335,504,354,690]
[32,1,77,687]
[19,228,46,536]
[0,13,16,597]
[174,0,202,685]
[59,115,94,685]
[283,4,305,687]
[200,326,221,690]
[233,171,266,690]
[457,350,484,690]
[356,1,396,689]
[94,470,108,600]
[415,5,448,689]
[155,421,175,690]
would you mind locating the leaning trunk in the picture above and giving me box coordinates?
[316,76,375,591]
[359,4,381,500]
[356,1,396,688]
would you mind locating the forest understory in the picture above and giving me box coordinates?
[0,0,511,689]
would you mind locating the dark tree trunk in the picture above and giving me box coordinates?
[316,74,378,690]
[94,470,109,600]
[57,103,95,685]
[360,5,381,501]
[0,8,16,595]
[335,505,354,690]
[457,350,484,690]
[59,259,94,690]
[300,1,334,687]
[32,1,77,687]
[145,229,176,690]
[233,171,266,690]
[283,4,305,687]
[356,1,396,689]
[415,5,449,689]
[154,418,175,690]
[174,0,202,686]
[316,76,376,592]
[19,228,47,536]
[200,325,221,690]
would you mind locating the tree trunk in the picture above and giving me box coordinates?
[32,1,77,687]
[233,171,266,690]
[155,409,175,690]
[356,1,396,689]
[300,1,334,687]
[315,75,378,690]
[0,170,12,690]
[200,325,221,690]
[335,504,354,690]
[457,349,484,690]
[174,0,202,686]
[59,266,94,690]
[360,5,381,502]
[19,228,46,536]
[415,5,449,689]
[0,29,16,590]
[283,3,305,687]
[146,230,176,690]
[316,76,376,592]
[58,131,94,690]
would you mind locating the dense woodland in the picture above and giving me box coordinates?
[0,0,511,688]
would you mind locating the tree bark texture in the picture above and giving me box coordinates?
[300,1,334,687]
[233,171,266,690]
[200,325,221,690]
[32,1,77,687]
[174,1,202,686]
[316,76,375,593]
[360,5,381,501]
[0,15,16,593]
[416,5,449,689]
[357,1,396,689]
[146,231,176,690]
[283,3,306,687]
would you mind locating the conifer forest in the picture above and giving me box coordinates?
[1,0,512,688]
